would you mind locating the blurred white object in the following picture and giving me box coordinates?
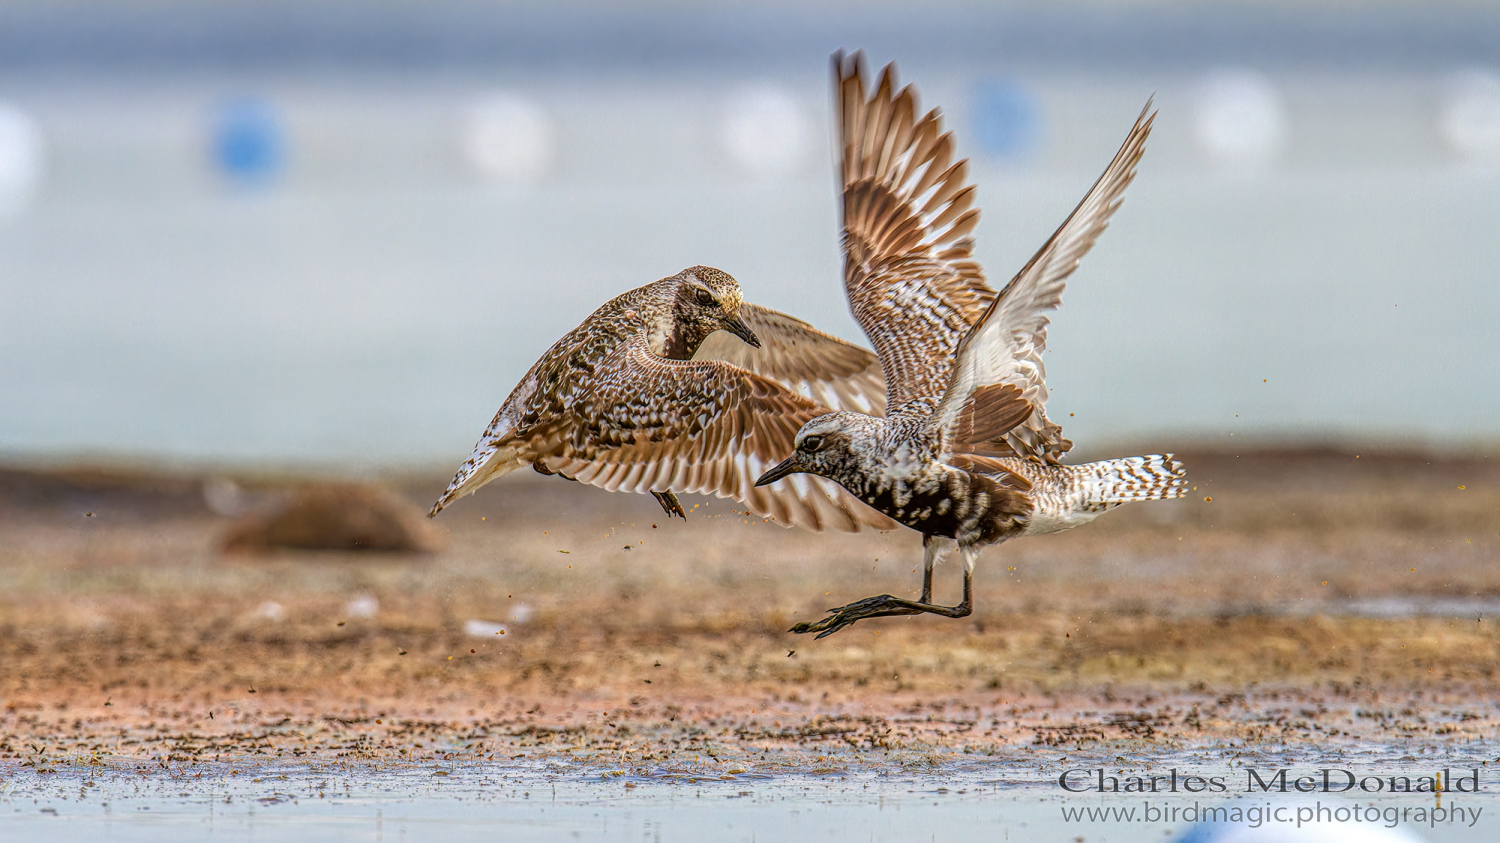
[464,618,507,637]
[509,603,533,624]
[720,87,809,176]
[202,477,249,517]
[345,594,379,618]
[256,601,286,621]
[463,94,555,183]
[1440,68,1500,159]
[1195,69,1288,167]
[0,101,43,217]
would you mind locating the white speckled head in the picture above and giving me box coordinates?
[755,411,882,487]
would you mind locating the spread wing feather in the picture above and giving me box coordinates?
[544,342,898,533]
[836,50,997,415]
[692,303,886,416]
[933,102,1155,462]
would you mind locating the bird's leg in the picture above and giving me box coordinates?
[956,545,975,612]
[651,490,687,520]
[919,534,955,603]
[791,542,976,639]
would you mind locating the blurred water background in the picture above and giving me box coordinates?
[1,0,1498,471]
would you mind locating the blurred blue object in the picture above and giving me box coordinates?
[211,98,285,184]
[971,80,1041,160]
[1177,805,1428,842]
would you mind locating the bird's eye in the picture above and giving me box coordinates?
[800,435,824,452]
[694,288,716,307]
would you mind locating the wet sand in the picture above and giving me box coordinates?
[2,448,1498,776]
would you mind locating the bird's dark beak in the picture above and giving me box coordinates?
[755,455,798,487]
[723,313,761,348]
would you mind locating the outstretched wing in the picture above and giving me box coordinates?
[836,50,996,415]
[932,102,1155,462]
[693,303,886,416]
[543,342,898,533]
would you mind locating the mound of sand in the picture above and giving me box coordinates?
[221,482,440,553]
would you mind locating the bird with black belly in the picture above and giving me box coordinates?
[756,53,1187,637]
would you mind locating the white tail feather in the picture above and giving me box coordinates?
[1079,454,1187,504]
[1007,453,1186,536]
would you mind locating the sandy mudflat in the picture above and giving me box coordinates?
[1,448,1498,776]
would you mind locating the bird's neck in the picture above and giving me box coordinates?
[647,307,712,360]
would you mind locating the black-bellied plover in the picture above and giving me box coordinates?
[430,265,896,532]
[756,53,1185,636]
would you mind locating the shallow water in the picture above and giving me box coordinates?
[6,740,1500,842]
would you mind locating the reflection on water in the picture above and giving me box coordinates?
[2,758,1496,843]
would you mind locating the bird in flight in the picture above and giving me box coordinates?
[429,265,897,533]
[756,52,1186,637]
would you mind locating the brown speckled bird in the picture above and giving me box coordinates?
[755,53,1186,636]
[429,265,897,533]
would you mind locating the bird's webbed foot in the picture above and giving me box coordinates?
[651,490,687,520]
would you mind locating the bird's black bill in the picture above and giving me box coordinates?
[755,456,797,487]
[723,315,761,348]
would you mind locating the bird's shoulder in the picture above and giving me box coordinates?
[504,302,655,433]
